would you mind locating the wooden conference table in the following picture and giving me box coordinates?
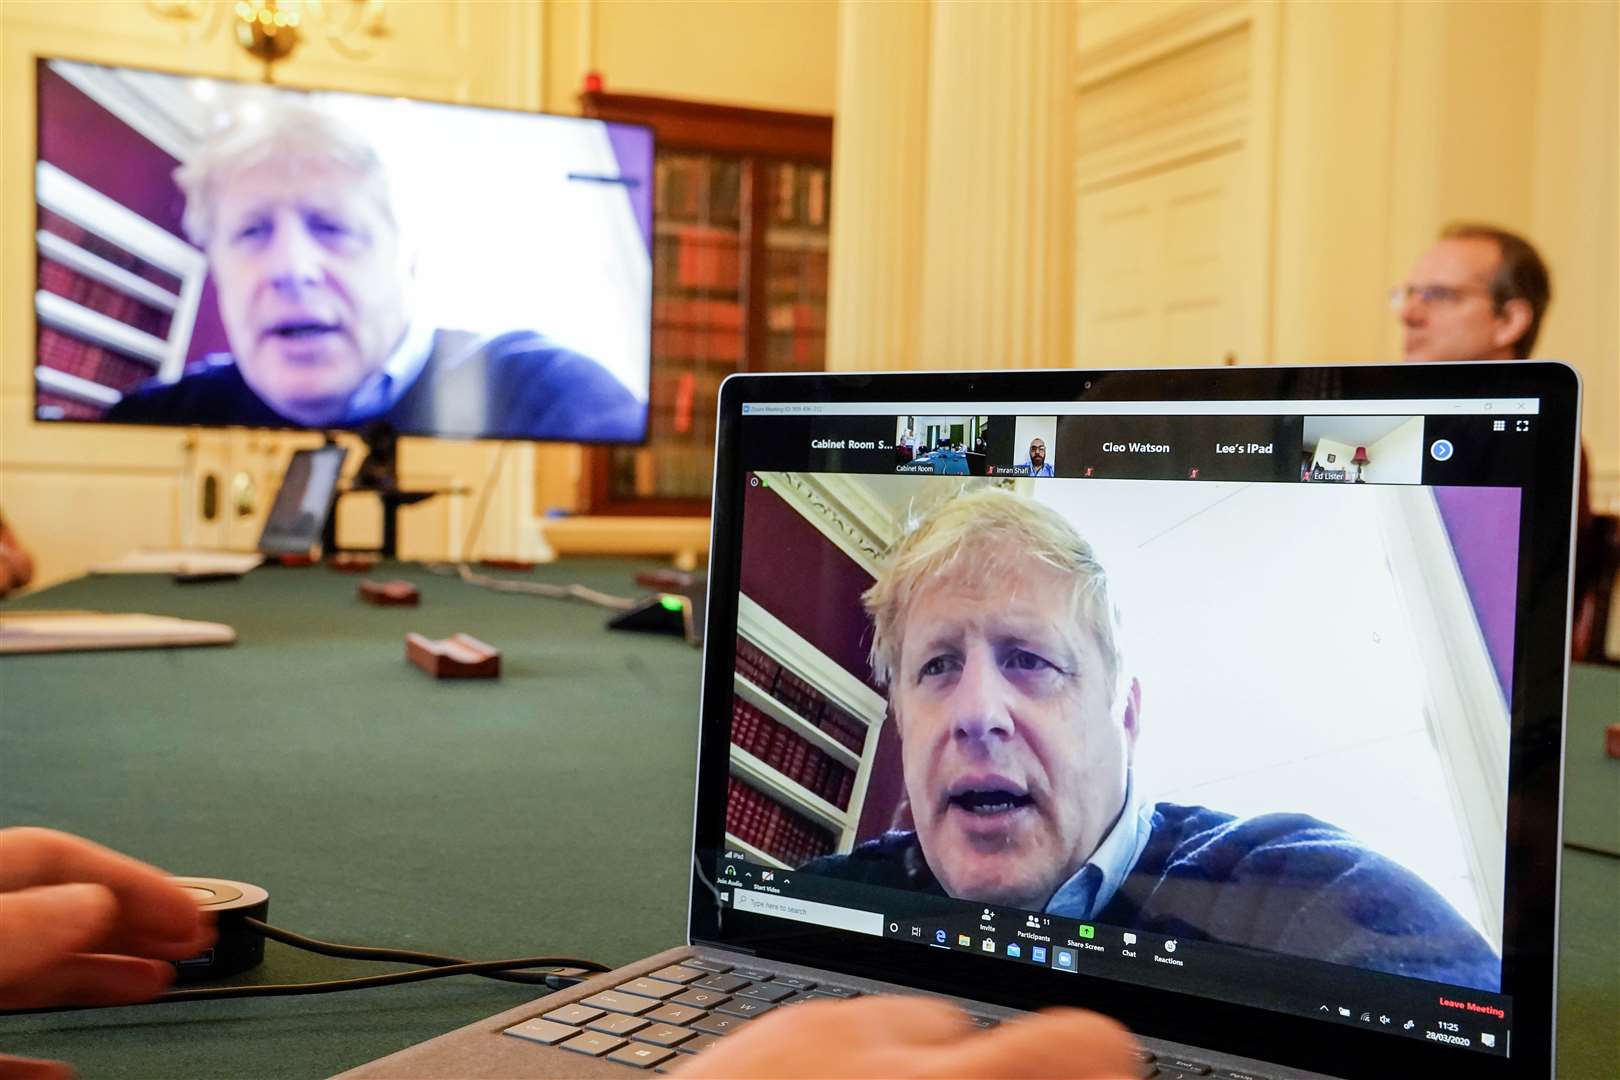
[0,562,1615,1079]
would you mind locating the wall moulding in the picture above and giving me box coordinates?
[754,471,901,580]
[1074,106,1247,194]
[1074,18,1250,191]
[1075,0,1250,92]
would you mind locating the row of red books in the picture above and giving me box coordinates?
[38,327,155,396]
[732,697,855,810]
[614,443,714,500]
[738,637,780,680]
[39,259,172,340]
[36,390,103,421]
[770,163,830,229]
[766,302,828,334]
[734,641,867,755]
[763,336,825,372]
[817,705,866,754]
[735,637,781,689]
[656,326,743,363]
[671,235,743,292]
[654,298,745,329]
[766,249,831,287]
[772,664,823,718]
[775,668,867,752]
[725,776,835,868]
[656,157,745,226]
[781,333,824,368]
[40,210,182,292]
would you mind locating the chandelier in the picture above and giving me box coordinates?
[148,1,389,70]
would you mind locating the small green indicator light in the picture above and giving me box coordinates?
[659,595,685,612]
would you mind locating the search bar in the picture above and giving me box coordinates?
[731,889,884,937]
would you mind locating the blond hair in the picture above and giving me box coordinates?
[175,104,396,248]
[863,486,1125,700]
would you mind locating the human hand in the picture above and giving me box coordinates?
[0,520,34,597]
[669,994,1139,1079]
[0,827,215,1013]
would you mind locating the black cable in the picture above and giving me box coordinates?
[241,916,607,986]
[152,955,597,1003]
[0,919,610,1016]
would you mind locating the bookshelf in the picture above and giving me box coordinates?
[725,594,887,865]
[578,91,833,515]
[33,162,207,421]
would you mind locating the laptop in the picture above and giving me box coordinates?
[342,362,1580,1079]
[258,444,347,557]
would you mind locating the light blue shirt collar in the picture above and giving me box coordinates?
[1043,774,1151,919]
[342,318,435,424]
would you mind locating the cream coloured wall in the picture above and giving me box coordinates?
[824,0,930,373]
[533,0,839,519]
[0,1,554,589]
[827,0,1616,507]
[1272,0,1617,508]
[543,0,837,115]
[1,0,843,588]
[1529,1,1618,510]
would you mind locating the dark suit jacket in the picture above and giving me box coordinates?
[803,802,1502,992]
[106,330,645,443]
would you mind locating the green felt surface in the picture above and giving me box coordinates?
[0,561,700,1078]
[1557,848,1620,1080]
[0,568,1615,1079]
[1563,665,1620,857]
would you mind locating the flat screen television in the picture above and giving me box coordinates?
[32,58,653,445]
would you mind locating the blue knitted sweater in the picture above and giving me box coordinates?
[802,802,1500,992]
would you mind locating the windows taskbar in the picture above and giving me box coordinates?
[716,856,1513,1059]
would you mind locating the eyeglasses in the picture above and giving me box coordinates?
[1388,283,1491,311]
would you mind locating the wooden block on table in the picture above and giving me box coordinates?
[1606,723,1620,760]
[328,553,379,573]
[359,579,420,606]
[405,632,500,679]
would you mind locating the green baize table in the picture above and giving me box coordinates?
[0,562,1615,1078]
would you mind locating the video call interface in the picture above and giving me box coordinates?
[34,59,651,443]
[719,399,1539,1058]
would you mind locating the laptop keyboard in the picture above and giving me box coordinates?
[502,956,1286,1078]
[501,956,871,1071]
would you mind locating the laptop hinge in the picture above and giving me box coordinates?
[689,937,756,957]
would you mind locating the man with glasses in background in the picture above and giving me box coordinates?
[1392,223,1549,363]
[1393,224,1603,659]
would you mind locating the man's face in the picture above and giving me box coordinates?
[1028,439,1046,470]
[891,558,1136,911]
[1398,237,1517,362]
[207,158,410,425]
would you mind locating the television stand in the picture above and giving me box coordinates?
[318,423,460,560]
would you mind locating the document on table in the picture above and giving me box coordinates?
[89,549,264,575]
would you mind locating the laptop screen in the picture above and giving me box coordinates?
[698,371,1576,1074]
